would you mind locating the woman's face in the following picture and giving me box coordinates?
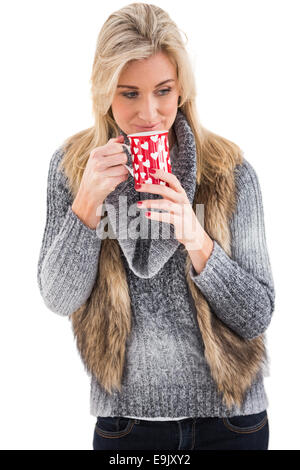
[111,52,181,135]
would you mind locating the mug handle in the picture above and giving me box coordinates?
[122,144,134,177]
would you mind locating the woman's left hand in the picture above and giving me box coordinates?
[135,168,207,250]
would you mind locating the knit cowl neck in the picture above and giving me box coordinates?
[98,109,197,278]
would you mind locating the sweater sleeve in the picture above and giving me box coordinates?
[37,147,102,317]
[189,158,275,340]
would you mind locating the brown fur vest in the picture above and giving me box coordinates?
[68,150,268,411]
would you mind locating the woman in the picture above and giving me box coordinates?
[37,3,275,450]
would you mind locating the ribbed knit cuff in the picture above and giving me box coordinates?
[188,239,272,339]
[63,206,101,254]
[189,239,225,282]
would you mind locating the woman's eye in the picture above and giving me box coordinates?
[122,88,172,99]
[122,92,138,99]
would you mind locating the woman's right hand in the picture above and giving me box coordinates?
[71,135,129,229]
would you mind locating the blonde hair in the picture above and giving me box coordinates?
[59,2,243,198]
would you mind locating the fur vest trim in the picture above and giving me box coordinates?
[68,121,267,411]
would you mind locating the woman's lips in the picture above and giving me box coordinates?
[134,122,161,131]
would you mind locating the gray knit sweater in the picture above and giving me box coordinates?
[37,111,275,419]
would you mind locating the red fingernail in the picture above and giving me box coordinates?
[137,201,143,206]
[145,212,151,216]
[149,168,156,174]
[135,183,141,189]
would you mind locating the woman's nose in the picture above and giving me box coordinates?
[137,96,159,122]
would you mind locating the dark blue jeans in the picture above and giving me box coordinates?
[93,409,269,450]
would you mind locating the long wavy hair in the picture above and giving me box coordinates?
[59,2,243,198]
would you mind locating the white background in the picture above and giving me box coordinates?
[0,0,299,450]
